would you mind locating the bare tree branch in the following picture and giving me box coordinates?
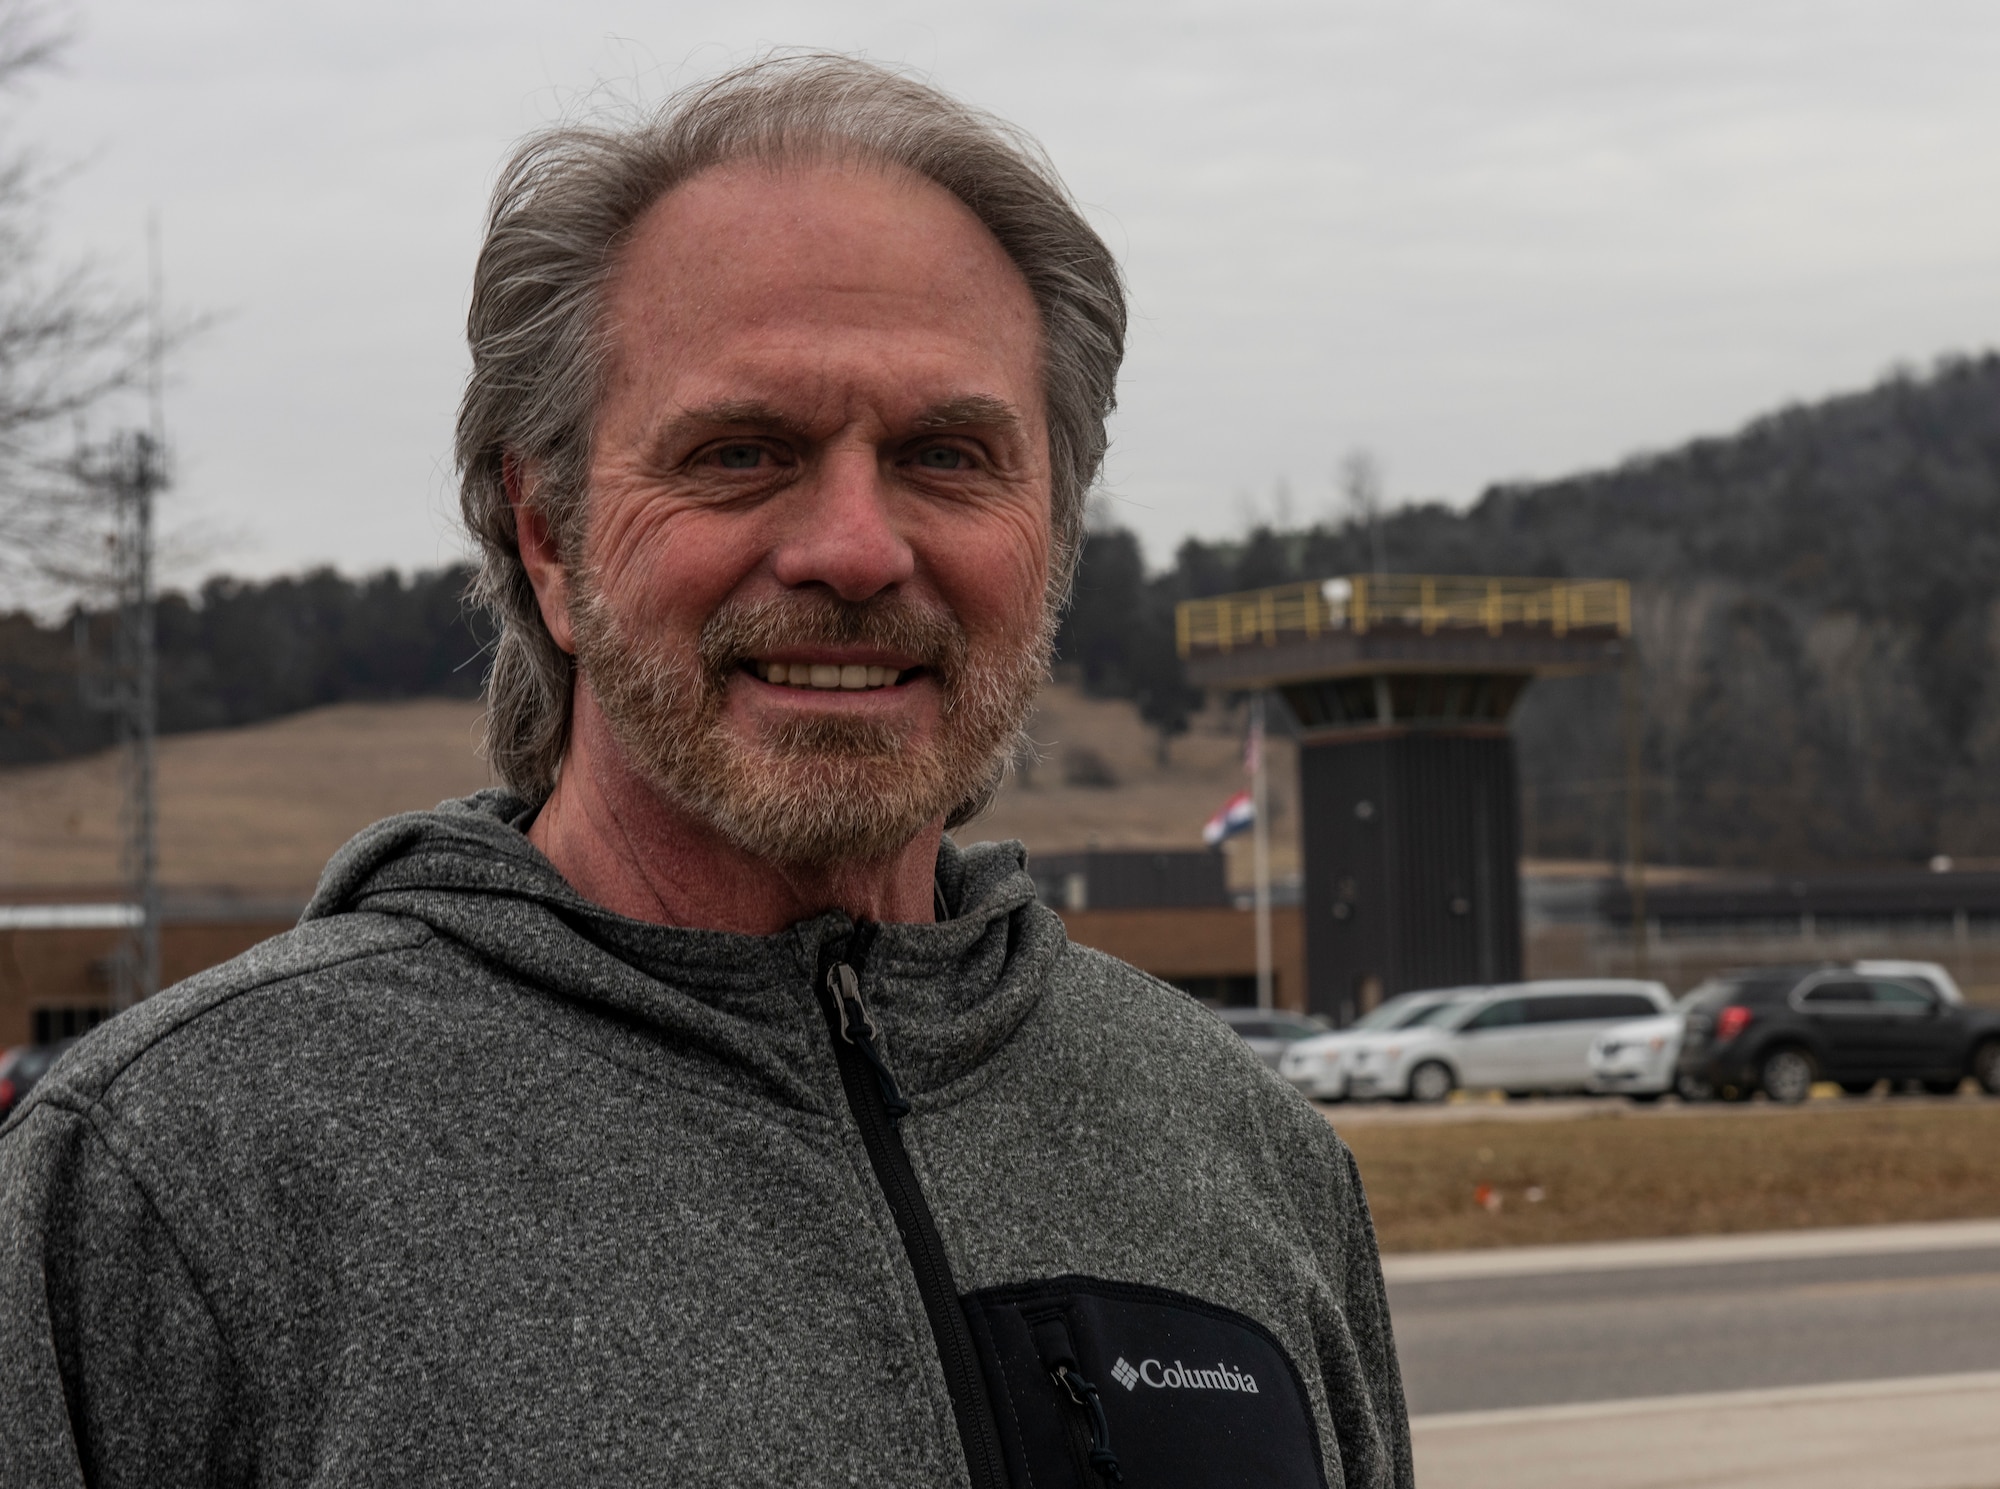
[0,0,68,83]
[0,0,156,606]
[1337,447,1386,574]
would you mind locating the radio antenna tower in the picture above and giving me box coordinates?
[78,219,167,1010]
[123,213,168,1008]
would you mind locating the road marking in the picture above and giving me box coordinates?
[1383,1216,2000,1284]
[1786,1268,2000,1300]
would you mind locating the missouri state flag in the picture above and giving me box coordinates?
[1203,790,1255,847]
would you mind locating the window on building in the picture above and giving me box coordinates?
[33,1006,110,1044]
[1173,975,1262,1008]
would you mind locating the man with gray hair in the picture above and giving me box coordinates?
[0,57,1411,1488]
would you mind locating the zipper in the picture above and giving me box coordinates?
[1053,1368,1122,1485]
[817,925,1008,1489]
[827,961,912,1120]
[1028,1312,1125,1486]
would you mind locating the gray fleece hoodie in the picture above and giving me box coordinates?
[0,791,1411,1488]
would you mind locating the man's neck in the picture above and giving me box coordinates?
[524,690,942,935]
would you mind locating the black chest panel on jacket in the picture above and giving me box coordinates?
[964,1276,1330,1489]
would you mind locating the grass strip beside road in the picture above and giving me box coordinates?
[1340,1102,2000,1254]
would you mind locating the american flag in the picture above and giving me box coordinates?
[1204,790,1255,847]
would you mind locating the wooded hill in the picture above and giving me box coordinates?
[4,352,1996,870]
[0,568,490,765]
[1060,352,2000,869]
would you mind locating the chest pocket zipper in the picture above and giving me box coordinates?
[1029,1313,1124,1485]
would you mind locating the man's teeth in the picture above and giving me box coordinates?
[756,661,904,690]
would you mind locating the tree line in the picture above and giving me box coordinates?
[0,567,491,765]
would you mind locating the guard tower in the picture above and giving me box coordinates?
[1177,575,1628,1025]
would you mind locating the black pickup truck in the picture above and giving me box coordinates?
[1676,966,2000,1103]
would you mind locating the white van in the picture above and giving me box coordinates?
[1344,979,1673,1102]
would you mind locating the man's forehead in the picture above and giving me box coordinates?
[589,157,1047,457]
[603,158,1038,342]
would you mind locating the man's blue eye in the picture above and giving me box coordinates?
[917,446,967,470]
[716,445,763,469]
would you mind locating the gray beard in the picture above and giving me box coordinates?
[567,577,1048,870]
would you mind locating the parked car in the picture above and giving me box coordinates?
[1587,1009,1684,1100]
[1278,989,1481,1101]
[0,1040,76,1121]
[1587,981,1731,1100]
[1215,1008,1331,1070]
[1345,980,1674,1102]
[1676,965,2000,1103]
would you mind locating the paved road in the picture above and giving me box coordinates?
[1412,1372,2000,1489]
[1393,1222,2000,1489]
[1390,1235,2000,1414]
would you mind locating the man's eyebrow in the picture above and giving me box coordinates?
[649,395,1024,457]
[660,401,805,437]
[643,401,807,466]
[910,395,1024,434]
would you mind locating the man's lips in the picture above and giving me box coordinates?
[745,659,919,692]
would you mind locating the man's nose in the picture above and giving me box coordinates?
[769,450,916,600]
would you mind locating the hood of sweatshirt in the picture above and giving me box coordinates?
[297,789,1069,1115]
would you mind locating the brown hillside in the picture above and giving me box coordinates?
[964,685,1300,893]
[0,699,492,895]
[0,686,1294,897]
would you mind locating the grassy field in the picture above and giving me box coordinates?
[0,683,1305,895]
[0,699,494,892]
[1339,1100,2000,1253]
[0,679,1727,906]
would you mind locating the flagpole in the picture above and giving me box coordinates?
[1251,693,1273,1012]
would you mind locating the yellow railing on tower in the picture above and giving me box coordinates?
[1175,575,1631,657]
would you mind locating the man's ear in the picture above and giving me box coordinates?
[507,454,577,655]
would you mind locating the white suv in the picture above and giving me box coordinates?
[1344,980,1673,1102]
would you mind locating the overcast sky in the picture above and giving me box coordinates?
[15,0,2000,586]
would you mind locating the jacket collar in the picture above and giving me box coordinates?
[302,791,1065,1104]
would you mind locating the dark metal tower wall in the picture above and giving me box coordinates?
[1298,730,1523,1024]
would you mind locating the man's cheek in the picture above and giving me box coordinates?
[612,575,708,650]
[947,540,1047,626]
[991,511,1054,608]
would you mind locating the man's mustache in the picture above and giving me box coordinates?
[698,593,970,680]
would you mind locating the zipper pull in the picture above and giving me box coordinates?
[827,962,912,1122]
[1054,1367,1124,1485]
[1029,1315,1124,1485]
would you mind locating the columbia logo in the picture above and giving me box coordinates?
[1121,1357,1261,1394]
